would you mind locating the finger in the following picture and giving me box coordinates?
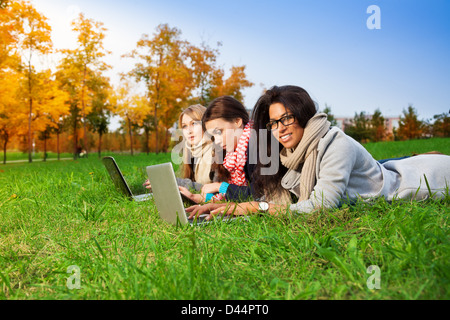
[187,205,202,219]
[185,205,198,212]
[207,208,220,219]
[207,206,227,220]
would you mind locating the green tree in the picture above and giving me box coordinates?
[432,112,450,137]
[344,111,371,143]
[322,104,337,127]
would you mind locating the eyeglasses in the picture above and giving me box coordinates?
[266,114,296,131]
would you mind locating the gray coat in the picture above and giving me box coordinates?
[282,127,450,214]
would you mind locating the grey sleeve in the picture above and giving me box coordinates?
[289,136,357,214]
[176,177,203,192]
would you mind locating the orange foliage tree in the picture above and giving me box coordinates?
[124,24,197,154]
[0,71,24,163]
[60,12,111,158]
[398,105,424,140]
[208,65,254,103]
[110,81,148,156]
[12,0,53,162]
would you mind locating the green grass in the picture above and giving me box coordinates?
[0,140,449,300]
[363,137,450,160]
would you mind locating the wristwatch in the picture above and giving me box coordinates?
[258,201,269,213]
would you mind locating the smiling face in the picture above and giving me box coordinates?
[181,113,204,146]
[205,118,244,153]
[268,102,304,149]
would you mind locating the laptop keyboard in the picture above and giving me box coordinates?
[187,214,209,224]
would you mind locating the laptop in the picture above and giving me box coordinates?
[146,162,240,226]
[102,156,153,202]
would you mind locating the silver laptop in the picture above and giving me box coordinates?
[146,162,239,226]
[102,156,153,202]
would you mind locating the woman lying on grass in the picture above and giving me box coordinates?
[187,85,450,219]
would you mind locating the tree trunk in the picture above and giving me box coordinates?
[164,127,169,153]
[128,116,134,156]
[81,64,88,158]
[28,60,33,163]
[98,132,102,158]
[73,116,78,160]
[145,129,150,155]
[3,134,8,165]
[57,130,60,161]
[154,103,158,154]
[43,135,47,162]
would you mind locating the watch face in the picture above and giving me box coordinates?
[259,202,269,211]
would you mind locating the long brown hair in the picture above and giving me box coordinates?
[179,104,207,180]
[202,96,250,182]
[202,96,249,130]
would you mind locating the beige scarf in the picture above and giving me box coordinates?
[279,113,330,201]
[184,138,214,185]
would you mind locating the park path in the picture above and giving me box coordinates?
[1,158,73,164]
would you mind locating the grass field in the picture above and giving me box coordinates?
[0,139,449,300]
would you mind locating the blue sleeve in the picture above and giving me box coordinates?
[219,182,230,194]
[205,193,214,202]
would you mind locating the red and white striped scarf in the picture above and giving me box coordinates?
[223,121,253,186]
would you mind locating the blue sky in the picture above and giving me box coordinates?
[33,0,450,121]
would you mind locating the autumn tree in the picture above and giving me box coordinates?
[110,81,146,156]
[370,108,386,142]
[124,24,196,154]
[55,57,83,159]
[0,71,24,164]
[14,0,52,162]
[397,105,423,140]
[39,73,70,160]
[207,65,254,103]
[87,73,111,157]
[186,41,221,106]
[60,12,111,158]
[0,1,26,163]
[0,0,21,72]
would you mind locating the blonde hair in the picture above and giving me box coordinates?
[178,104,207,129]
[179,104,207,180]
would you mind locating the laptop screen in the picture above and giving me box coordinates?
[102,157,133,197]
